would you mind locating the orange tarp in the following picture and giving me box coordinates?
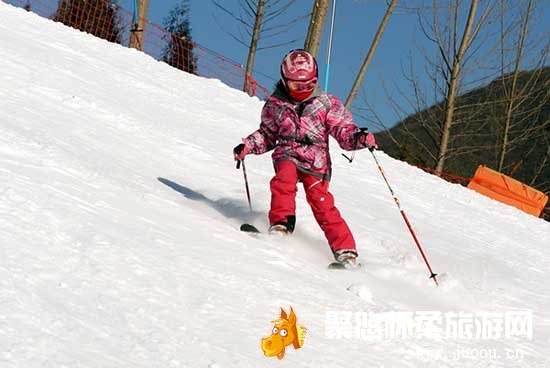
[467,165,548,217]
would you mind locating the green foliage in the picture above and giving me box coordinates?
[54,0,122,44]
[396,143,426,167]
[162,0,196,74]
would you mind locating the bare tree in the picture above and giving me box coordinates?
[435,0,479,173]
[242,0,265,92]
[496,0,549,173]
[345,0,398,109]
[212,0,306,94]
[373,1,505,169]
[367,0,549,195]
[304,0,329,58]
[396,0,500,173]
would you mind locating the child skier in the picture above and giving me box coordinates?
[233,49,377,268]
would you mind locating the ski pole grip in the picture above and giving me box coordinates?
[236,160,241,170]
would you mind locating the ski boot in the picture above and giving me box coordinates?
[330,249,360,270]
[268,216,295,236]
[268,223,290,235]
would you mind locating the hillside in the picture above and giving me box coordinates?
[1,2,549,367]
[376,67,550,195]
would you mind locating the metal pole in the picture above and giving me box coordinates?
[323,0,337,91]
[133,0,138,25]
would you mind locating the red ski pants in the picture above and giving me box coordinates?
[269,160,356,252]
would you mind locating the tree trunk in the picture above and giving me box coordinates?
[304,0,329,58]
[497,0,532,172]
[304,0,319,52]
[529,136,550,187]
[243,0,265,94]
[129,0,150,51]
[344,0,397,109]
[435,0,478,174]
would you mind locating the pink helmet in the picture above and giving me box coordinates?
[280,49,318,81]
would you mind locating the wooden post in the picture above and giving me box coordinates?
[129,0,150,51]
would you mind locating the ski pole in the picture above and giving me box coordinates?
[236,159,252,211]
[369,148,439,286]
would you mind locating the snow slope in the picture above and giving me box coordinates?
[1,3,549,367]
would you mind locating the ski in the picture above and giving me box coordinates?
[240,223,261,233]
[328,261,361,270]
[241,223,360,270]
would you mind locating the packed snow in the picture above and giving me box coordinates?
[0,2,549,367]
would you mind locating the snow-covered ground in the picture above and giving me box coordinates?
[1,2,549,367]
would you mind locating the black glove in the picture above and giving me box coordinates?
[233,143,248,161]
[356,127,378,150]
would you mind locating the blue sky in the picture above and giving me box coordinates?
[118,0,549,131]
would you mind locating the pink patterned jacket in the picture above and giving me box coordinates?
[243,83,369,179]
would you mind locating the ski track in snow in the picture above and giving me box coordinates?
[1,3,549,367]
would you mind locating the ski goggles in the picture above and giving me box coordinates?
[285,78,318,92]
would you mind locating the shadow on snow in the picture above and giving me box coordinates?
[157,177,263,225]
